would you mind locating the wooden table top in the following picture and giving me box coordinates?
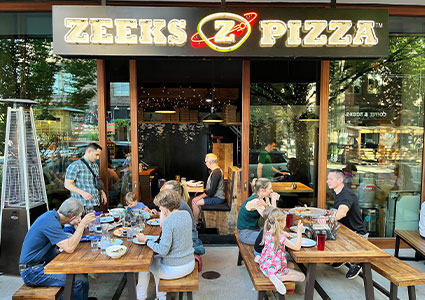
[44,225,161,275]
[184,184,204,194]
[288,225,390,264]
[271,182,313,193]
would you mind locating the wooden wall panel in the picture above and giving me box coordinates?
[241,60,250,201]
[97,59,108,209]
[129,60,139,200]
[317,61,330,209]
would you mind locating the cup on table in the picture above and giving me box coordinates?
[181,177,186,183]
[127,228,134,241]
[286,214,294,228]
[317,233,326,251]
[91,239,99,252]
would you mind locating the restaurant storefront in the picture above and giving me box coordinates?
[0,0,424,245]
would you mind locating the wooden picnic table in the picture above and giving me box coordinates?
[287,224,390,300]
[271,182,313,193]
[44,224,161,300]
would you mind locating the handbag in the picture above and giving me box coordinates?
[81,158,104,190]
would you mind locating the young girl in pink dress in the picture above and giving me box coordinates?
[259,209,306,295]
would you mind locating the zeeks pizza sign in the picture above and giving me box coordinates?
[53,6,388,58]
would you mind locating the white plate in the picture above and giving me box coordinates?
[100,238,123,249]
[100,216,114,223]
[290,226,306,233]
[289,207,327,217]
[147,219,160,226]
[132,235,159,245]
[290,237,317,247]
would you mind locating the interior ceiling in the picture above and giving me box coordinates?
[139,87,239,111]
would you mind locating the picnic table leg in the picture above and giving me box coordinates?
[126,272,137,300]
[257,291,267,300]
[237,250,243,266]
[408,286,416,300]
[394,235,400,258]
[63,274,75,300]
[304,263,316,300]
[362,263,375,300]
[389,283,398,300]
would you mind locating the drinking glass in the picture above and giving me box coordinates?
[91,239,99,252]
[127,228,134,241]
[317,233,326,251]
[286,214,294,228]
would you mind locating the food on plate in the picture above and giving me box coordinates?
[113,227,131,237]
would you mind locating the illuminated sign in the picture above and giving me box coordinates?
[53,6,388,58]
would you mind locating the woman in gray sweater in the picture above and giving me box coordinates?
[136,189,195,300]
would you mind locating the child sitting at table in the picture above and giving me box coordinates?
[125,192,147,210]
[259,209,305,295]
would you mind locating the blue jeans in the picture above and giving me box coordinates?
[238,229,260,245]
[20,265,89,300]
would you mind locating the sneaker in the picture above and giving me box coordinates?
[331,262,344,269]
[269,274,286,295]
[346,264,362,280]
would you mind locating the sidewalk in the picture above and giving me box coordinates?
[1,246,425,300]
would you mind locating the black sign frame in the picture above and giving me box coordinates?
[52,5,389,58]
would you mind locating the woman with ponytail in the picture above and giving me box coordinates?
[236,178,280,245]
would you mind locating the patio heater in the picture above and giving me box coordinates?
[0,99,48,275]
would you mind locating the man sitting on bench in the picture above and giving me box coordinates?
[327,169,368,280]
[192,153,225,229]
[19,198,96,300]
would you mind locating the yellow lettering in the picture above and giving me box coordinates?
[152,19,167,46]
[167,19,187,46]
[115,19,138,44]
[303,20,327,46]
[64,18,89,44]
[90,18,113,44]
[214,20,236,44]
[286,20,302,47]
[353,21,378,46]
[328,20,352,46]
[139,20,152,44]
[259,20,287,47]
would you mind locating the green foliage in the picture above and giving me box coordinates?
[61,59,97,109]
[115,119,130,127]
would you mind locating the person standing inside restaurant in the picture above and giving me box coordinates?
[65,143,107,210]
[327,169,368,280]
[257,139,288,179]
[136,190,194,300]
[237,178,279,245]
[192,153,225,228]
[19,198,96,300]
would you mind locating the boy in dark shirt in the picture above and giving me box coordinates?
[327,169,367,280]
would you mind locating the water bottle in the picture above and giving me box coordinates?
[100,224,111,254]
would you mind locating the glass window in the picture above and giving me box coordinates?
[250,61,319,208]
[328,36,424,238]
[0,37,98,209]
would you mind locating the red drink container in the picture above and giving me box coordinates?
[317,233,326,251]
[286,214,293,228]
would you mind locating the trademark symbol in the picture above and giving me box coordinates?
[376,23,383,28]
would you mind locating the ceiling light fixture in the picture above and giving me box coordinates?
[203,106,222,123]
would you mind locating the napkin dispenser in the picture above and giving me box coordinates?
[307,224,337,240]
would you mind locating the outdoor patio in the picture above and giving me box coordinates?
[1,246,425,300]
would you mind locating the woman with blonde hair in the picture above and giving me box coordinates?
[236,178,280,245]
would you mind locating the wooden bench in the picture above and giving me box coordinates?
[235,232,295,300]
[371,255,425,300]
[12,285,63,300]
[158,261,199,300]
[394,230,425,261]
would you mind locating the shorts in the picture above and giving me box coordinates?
[203,197,225,205]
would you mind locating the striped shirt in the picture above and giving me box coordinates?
[65,159,100,206]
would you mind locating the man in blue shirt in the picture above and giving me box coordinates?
[19,198,96,300]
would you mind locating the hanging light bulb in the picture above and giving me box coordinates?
[203,106,222,123]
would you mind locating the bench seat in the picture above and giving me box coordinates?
[394,230,425,260]
[371,255,425,299]
[235,232,295,299]
[12,285,63,300]
[158,261,198,300]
